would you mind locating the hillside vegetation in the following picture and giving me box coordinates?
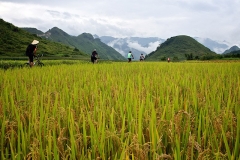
[223,50,240,58]
[0,19,88,59]
[145,35,217,61]
[223,45,240,54]
[23,27,126,60]
[21,27,44,35]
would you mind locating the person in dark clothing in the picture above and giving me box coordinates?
[91,49,98,64]
[140,53,145,61]
[25,40,39,67]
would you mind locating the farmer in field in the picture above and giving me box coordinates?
[127,51,134,62]
[140,53,145,61]
[91,49,98,64]
[167,57,170,63]
[25,40,39,67]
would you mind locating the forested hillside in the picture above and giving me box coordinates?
[0,19,88,59]
[145,35,217,61]
[23,27,126,60]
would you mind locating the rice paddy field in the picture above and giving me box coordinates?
[0,61,240,160]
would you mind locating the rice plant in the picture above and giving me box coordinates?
[0,61,239,159]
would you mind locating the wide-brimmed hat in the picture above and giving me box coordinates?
[31,40,39,45]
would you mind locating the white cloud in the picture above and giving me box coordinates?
[0,0,240,46]
[213,48,226,54]
[113,48,126,56]
[127,40,161,53]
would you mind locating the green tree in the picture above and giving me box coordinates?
[161,56,166,61]
[185,53,193,60]
[173,56,179,62]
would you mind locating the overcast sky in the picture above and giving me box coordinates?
[0,0,239,46]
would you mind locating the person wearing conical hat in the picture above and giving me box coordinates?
[25,40,39,67]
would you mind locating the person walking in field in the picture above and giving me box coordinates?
[25,40,39,67]
[140,53,145,61]
[91,49,98,64]
[167,57,170,63]
[127,51,134,62]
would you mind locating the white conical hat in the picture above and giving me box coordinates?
[31,40,39,45]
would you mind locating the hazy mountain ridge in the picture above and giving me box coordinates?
[145,35,217,61]
[193,37,229,54]
[97,36,234,59]
[98,36,165,58]
[223,45,240,54]
[22,25,238,60]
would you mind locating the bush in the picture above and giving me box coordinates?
[160,56,166,61]
[173,56,179,62]
[63,54,70,57]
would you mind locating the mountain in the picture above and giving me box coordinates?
[21,27,44,35]
[20,23,235,60]
[98,36,165,59]
[98,36,230,60]
[23,27,126,60]
[0,19,87,59]
[145,35,217,61]
[223,45,240,54]
[223,50,240,58]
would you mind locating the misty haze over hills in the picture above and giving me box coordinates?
[194,37,230,54]
[96,36,165,58]
[21,24,235,59]
[96,35,232,58]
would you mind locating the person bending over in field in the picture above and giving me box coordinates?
[127,51,134,62]
[140,53,145,61]
[91,49,98,64]
[25,40,39,67]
